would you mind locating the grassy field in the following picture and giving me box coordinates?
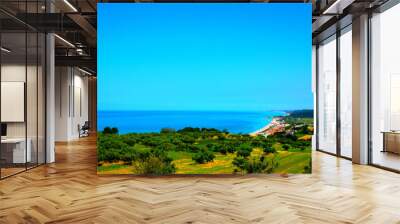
[97,148,311,175]
[97,117,313,175]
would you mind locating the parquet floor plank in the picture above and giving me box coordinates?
[1,136,399,223]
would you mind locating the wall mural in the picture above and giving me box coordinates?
[97,3,313,175]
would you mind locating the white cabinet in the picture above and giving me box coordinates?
[1,138,32,163]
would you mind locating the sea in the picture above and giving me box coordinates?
[97,110,286,134]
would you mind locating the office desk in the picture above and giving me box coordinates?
[382,131,400,154]
[1,138,32,164]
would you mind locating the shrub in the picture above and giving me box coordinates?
[232,156,248,171]
[233,153,280,174]
[263,145,276,154]
[237,149,251,157]
[111,127,119,134]
[285,133,297,141]
[218,147,227,155]
[178,127,200,133]
[192,150,215,164]
[103,127,112,134]
[265,154,280,174]
[133,156,176,175]
[159,142,176,151]
[121,151,137,164]
[246,157,268,173]
[181,135,196,144]
[236,144,252,157]
[103,127,118,134]
[282,144,290,151]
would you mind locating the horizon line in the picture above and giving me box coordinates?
[97,109,314,112]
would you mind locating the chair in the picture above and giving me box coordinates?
[79,121,90,138]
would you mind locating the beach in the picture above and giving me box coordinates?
[250,116,287,136]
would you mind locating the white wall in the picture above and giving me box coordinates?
[1,65,40,137]
[72,73,89,138]
[1,63,46,164]
[1,65,26,140]
[55,67,89,141]
[55,66,70,141]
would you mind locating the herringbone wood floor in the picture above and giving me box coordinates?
[1,136,400,224]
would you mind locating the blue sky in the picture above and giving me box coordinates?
[98,3,312,111]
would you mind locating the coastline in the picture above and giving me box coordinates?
[250,115,287,136]
[98,110,284,134]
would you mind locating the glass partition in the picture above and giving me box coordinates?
[38,32,46,165]
[27,31,38,169]
[0,1,46,179]
[1,31,28,177]
[339,27,352,158]
[371,3,400,171]
[317,35,337,154]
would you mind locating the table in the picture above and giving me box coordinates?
[381,131,400,154]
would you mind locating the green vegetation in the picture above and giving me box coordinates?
[192,150,215,164]
[286,109,313,118]
[97,112,313,175]
[103,127,119,135]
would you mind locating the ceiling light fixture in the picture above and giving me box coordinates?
[54,34,75,48]
[322,0,355,15]
[1,47,11,53]
[78,67,93,76]
[76,48,85,56]
[63,0,78,12]
[322,0,342,15]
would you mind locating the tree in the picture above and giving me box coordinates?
[103,127,112,134]
[263,144,276,154]
[192,150,215,164]
[237,149,251,157]
[265,154,280,174]
[232,156,248,171]
[237,144,252,157]
[160,142,176,151]
[111,127,119,134]
[182,135,196,144]
[133,156,176,175]
[218,147,227,155]
[103,127,118,134]
[246,157,268,173]
[282,144,290,151]
[224,143,235,153]
[285,133,297,141]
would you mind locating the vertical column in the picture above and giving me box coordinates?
[352,14,369,164]
[312,45,317,150]
[54,67,73,141]
[336,30,341,156]
[45,0,55,163]
[88,77,97,133]
[315,45,320,151]
[46,33,55,163]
